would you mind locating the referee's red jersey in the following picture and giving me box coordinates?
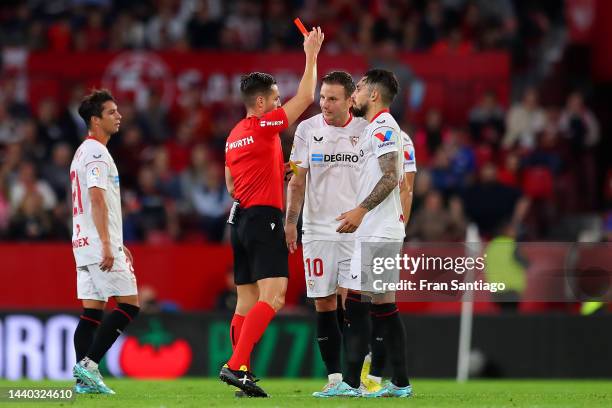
[225,108,289,210]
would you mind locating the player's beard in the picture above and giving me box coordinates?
[352,102,368,118]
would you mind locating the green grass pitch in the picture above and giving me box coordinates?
[1,379,611,407]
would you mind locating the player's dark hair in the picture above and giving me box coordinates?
[78,89,116,129]
[363,69,399,105]
[322,71,355,98]
[240,72,277,107]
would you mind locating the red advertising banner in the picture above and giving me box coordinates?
[24,51,509,125]
[0,243,305,311]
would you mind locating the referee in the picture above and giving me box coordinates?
[219,27,324,397]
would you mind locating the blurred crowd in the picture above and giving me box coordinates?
[0,0,563,56]
[0,0,609,245]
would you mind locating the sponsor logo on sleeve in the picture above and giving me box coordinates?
[374,129,396,148]
[260,120,284,127]
[404,146,415,162]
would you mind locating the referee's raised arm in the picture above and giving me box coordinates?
[282,27,324,126]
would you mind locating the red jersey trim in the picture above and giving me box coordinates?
[370,109,390,123]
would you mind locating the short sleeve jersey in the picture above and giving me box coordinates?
[70,138,123,267]
[401,131,417,174]
[225,108,289,210]
[290,113,367,241]
[356,110,406,240]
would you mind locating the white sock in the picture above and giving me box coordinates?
[367,374,382,384]
[328,373,342,383]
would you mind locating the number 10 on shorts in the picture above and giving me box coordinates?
[305,258,323,277]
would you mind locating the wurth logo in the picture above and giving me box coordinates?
[260,120,284,127]
[226,136,255,151]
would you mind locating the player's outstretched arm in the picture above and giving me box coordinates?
[90,187,114,271]
[282,27,324,126]
[400,172,415,225]
[336,152,399,233]
[285,166,307,253]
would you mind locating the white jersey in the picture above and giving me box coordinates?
[70,138,124,267]
[290,113,367,242]
[401,131,417,174]
[356,111,406,240]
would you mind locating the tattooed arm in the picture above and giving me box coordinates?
[336,152,399,233]
[359,152,399,210]
[285,166,307,253]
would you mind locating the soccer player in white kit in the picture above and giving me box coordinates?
[363,129,417,391]
[330,69,412,398]
[70,90,140,395]
[285,71,368,394]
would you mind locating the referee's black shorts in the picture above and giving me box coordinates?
[231,205,289,285]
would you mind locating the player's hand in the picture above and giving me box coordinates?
[303,26,324,59]
[100,242,114,271]
[123,245,134,266]
[336,207,368,233]
[285,223,298,254]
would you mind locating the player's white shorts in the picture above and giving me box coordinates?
[303,240,354,298]
[77,256,138,301]
[349,237,403,293]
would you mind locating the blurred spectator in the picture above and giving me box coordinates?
[37,97,74,156]
[133,166,169,241]
[190,165,232,242]
[468,90,505,144]
[108,11,146,50]
[59,84,88,146]
[559,91,600,210]
[9,161,57,212]
[0,102,20,144]
[140,90,170,144]
[166,122,197,173]
[180,144,212,208]
[74,8,108,51]
[7,191,52,241]
[407,190,466,241]
[187,0,223,49]
[145,0,190,50]
[151,146,181,200]
[19,120,46,163]
[47,14,71,52]
[114,125,148,190]
[559,91,600,150]
[262,0,298,51]
[413,109,449,165]
[462,162,525,238]
[43,143,72,201]
[497,151,521,187]
[431,26,475,55]
[223,0,263,50]
[1,78,31,119]
[503,87,545,149]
